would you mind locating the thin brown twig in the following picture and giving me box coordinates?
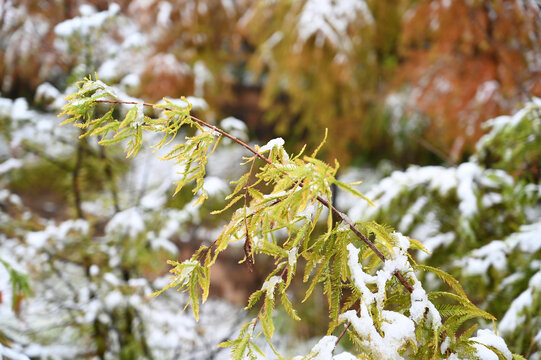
[334,322,352,349]
[243,157,257,271]
[195,197,283,266]
[92,98,415,293]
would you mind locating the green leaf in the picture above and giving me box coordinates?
[280,291,300,321]
[119,106,138,128]
[218,320,256,360]
[409,237,430,254]
[417,265,470,303]
[261,295,276,339]
[363,221,396,256]
[211,194,244,215]
[332,179,375,207]
[245,289,265,310]
[512,354,528,360]
[260,241,288,258]
[189,274,200,321]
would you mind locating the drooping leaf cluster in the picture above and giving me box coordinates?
[57,77,518,359]
[60,75,218,204]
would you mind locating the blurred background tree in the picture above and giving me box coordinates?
[3,0,539,165]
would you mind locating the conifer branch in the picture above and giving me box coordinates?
[93,98,415,293]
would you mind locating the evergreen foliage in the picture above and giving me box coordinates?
[347,98,541,357]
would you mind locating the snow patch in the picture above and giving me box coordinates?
[470,329,512,360]
[259,137,285,153]
[105,207,145,238]
[0,158,22,174]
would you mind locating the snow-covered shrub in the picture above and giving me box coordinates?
[0,88,248,358]
[348,162,533,265]
[346,98,541,357]
[475,98,541,182]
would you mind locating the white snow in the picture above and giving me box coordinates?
[186,96,208,111]
[440,336,451,354]
[0,158,22,174]
[157,1,173,27]
[458,221,541,278]
[0,344,30,360]
[158,96,208,111]
[221,117,247,132]
[35,82,61,104]
[147,53,191,77]
[474,80,499,104]
[409,279,442,328]
[24,344,78,360]
[456,163,480,217]
[261,276,282,300]
[103,272,121,287]
[258,137,285,153]
[345,231,441,337]
[339,306,415,360]
[380,310,416,348]
[89,264,100,276]
[193,61,212,97]
[105,207,145,238]
[297,0,372,49]
[332,353,357,360]
[499,271,541,334]
[263,190,289,199]
[476,98,541,154]
[470,329,512,360]
[398,196,427,230]
[456,240,508,275]
[54,3,120,37]
[26,219,90,249]
[417,232,454,261]
[441,0,452,8]
[97,59,119,81]
[410,282,429,323]
[287,247,298,268]
[134,100,145,126]
[508,222,541,253]
[346,243,377,305]
[202,176,229,196]
[104,290,125,310]
[305,335,337,359]
[120,73,140,89]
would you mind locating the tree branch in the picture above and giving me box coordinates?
[92,98,415,293]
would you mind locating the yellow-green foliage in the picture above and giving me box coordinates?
[60,77,516,359]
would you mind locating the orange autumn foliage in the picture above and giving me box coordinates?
[397,0,541,161]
